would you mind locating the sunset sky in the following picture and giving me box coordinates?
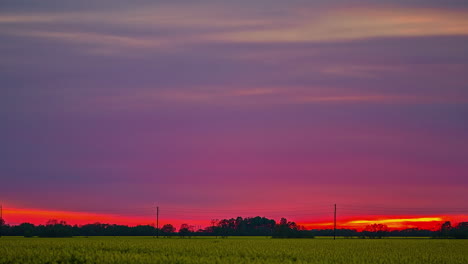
[1,0,467,230]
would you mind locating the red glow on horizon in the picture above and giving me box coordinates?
[3,206,467,231]
[2,207,204,228]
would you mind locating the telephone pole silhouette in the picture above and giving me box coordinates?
[334,204,336,240]
[156,206,159,238]
[0,204,2,238]
[211,219,219,238]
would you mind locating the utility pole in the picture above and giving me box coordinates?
[156,206,159,238]
[211,219,218,238]
[333,204,336,240]
[0,204,2,238]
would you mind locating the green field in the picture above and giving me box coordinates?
[1,237,467,264]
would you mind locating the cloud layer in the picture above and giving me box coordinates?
[1,0,467,226]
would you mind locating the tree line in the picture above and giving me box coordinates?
[1,217,467,238]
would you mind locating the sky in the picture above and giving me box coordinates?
[1,0,468,230]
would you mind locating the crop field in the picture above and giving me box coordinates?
[1,237,467,264]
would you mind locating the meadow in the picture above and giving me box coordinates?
[1,237,467,264]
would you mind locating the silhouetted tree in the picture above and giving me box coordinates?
[213,216,276,237]
[40,220,73,237]
[362,224,389,239]
[439,221,452,238]
[161,224,176,237]
[16,223,35,237]
[272,218,313,238]
[81,222,108,236]
[132,225,155,236]
[450,222,468,239]
[179,224,194,238]
[0,217,4,237]
[391,228,433,237]
[2,217,466,238]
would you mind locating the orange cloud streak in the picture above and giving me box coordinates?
[298,215,467,231]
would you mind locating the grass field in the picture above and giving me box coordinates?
[1,237,467,264]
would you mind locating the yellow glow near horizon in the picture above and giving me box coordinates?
[349,217,442,224]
